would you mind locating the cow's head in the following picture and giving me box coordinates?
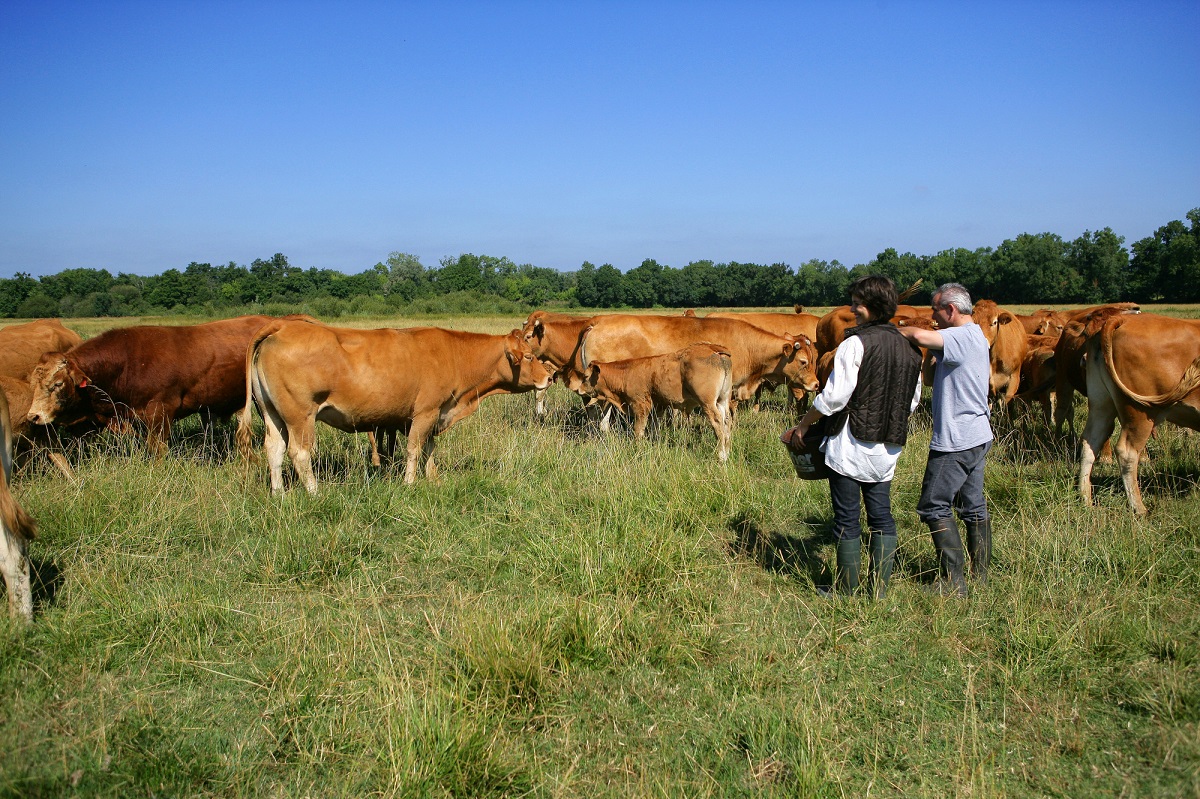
[779,334,820,393]
[26,354,89,426]
[505,330,553,391]
[577,363,622,410]
[971,300,1008,346]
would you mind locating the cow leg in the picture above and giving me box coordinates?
[404,414,438,485]
[631,402,651,440]
[287,418,319,495]
[259,399,290,494]
[598,402,616,433]
[700,401,730,462]
[367,431,382,467]
[534,386,549,419]
[0,522,31,622]
[1078,376,1117,507]
[1114,409,1155,515]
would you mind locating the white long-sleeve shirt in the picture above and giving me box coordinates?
[811,335,923,483]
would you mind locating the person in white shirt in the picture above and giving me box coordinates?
[785,275,924,599]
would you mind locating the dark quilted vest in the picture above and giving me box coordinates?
[826,322,923,446]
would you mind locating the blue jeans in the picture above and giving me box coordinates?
[916,442,991,524]
[828,470,896,542]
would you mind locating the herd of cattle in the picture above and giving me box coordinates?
[1,300,1198,622]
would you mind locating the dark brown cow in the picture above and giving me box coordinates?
[26,315,292,453]
[237,322,552,492]
[0,319,82,382]
[1078,313,1200,514]
[578,343,734,461]
[1,390,37,622]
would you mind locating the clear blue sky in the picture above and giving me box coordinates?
[1,1,1196,279]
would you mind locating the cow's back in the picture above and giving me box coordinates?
[707,312,819,342]
[0,320,82,380]
[75,315,274,416]
[1103,314,1200,399]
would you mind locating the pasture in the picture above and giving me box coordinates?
[1,309,1198,798]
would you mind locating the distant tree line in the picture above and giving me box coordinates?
[2,209,1196,318]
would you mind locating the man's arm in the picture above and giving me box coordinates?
[899,326,945,351]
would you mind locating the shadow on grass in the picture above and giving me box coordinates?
[31,556,63,615]
[727,512,833,591]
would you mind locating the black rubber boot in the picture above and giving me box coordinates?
[867,533,897,600]
[964,517,992,586]
[928,518,969,598]
[819,538,861,599]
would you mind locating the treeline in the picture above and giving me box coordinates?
[2,209,1196,318]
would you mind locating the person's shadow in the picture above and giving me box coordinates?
[727,512,834,590]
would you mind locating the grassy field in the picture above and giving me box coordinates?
[1,309,1198,798]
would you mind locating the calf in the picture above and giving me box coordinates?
[579,344,734,461]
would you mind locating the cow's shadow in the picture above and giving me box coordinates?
[30,557,63,615]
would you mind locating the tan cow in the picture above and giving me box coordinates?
[578,315,818,405]
[1012,334,1060,427]
[578,344,734,461]
[1078,313,1200,514]
[972,300,1029,406]
[0,319,82,382]
[1,390,37,622]
[520,311,599,415]
[706,311,821,410]
[1052,304,1141,436]
[237,322,552,493]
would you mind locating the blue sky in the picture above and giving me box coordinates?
[1,1,1196,278]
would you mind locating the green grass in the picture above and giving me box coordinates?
[1,312,1198,797]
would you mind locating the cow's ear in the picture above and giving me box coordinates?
[586,364,599,383]
[998,312,1015,326]
[532,319,545,340]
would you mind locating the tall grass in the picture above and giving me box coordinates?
[1,312,1197,797]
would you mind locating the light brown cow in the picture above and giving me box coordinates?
[0,319,82,382]
[578,344,734,461]
[1,390,37,622]
[1078,313,1200,514]
[578,315,818,405]
[520,311,599,416]
[1012,334,1060,427]
[237,322,552,493]
[1052,304,1141,436]
[706,311,822,410]
[972,300,1029,406]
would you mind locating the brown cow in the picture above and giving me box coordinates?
[25,315,295,454]
[578,343,734,461]
[0,319,82,382]
[237,323,552,493]
[520,311,599,416]
[1052,304,1141,436]
[576,315,818,431]
[706,311,822,410]
[578,315,818,405]
[1078,313,1200,514]
[1012,334,1060,427]
[972,300,1028,406]
[1,390,37,622]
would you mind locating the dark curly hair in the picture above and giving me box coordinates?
[849,274,898,323]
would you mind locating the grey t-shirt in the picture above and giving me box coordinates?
[930,322,993,452]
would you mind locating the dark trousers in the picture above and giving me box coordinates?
[916,442,991,524]
[828,470,896,542]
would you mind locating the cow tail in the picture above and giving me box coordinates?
[0,416,35,544]
[1100,318,1200,406]
[237,321,285,464]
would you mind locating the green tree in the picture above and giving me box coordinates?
[1066,227,1128,303]
[0,272,38,317]
[378,252,430,300]
[986,233,1071,303]
[1127,209,1199,302]
[434,254,486,293]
